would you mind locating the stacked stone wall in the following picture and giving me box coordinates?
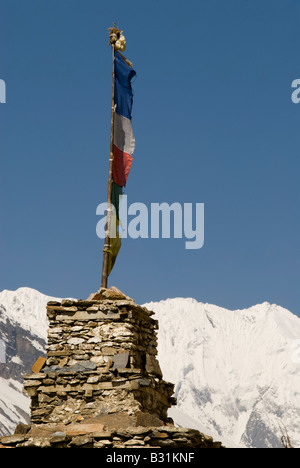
[23,294,175,425]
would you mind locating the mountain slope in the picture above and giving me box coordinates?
[0,288,60,435]
[144,298,300,448]
[0,287,56,340]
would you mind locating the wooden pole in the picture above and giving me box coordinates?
[101,43,115,289]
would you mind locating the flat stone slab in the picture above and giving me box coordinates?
[0,423,225,448]
[32,357,46,373]
[27,423,105,438]
[112,352,129,369]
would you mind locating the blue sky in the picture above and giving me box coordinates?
[0,0,299,315]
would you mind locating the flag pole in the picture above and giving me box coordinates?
[101,35,116,289]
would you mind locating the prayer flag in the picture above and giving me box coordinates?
[113,52,136,187]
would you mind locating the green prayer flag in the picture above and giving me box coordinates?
[107,182,123,275]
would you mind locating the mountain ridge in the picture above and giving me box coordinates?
[144,297,300,448]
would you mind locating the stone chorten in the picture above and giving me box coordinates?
[0,288,224,448]
[25,288,176,427]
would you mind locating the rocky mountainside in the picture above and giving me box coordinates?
[0,288,299,448]
[0,288,58,435]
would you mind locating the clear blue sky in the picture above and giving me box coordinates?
[0,0,299,315]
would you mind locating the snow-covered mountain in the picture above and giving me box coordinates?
[0,287,55,340]
[145,298,300,448]
[0,288,59,435]
[0,288,299,448]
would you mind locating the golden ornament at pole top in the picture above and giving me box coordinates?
[108,24,126,52]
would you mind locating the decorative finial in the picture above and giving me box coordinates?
[108,24,126,52]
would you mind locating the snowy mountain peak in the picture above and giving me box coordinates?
[144,297,300,448]
[0,287,59,340]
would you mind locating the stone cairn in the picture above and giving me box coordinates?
[0,288,224,448]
